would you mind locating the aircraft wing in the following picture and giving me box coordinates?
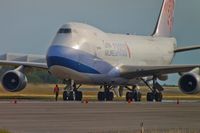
[119,65,200,79]
[0,53,47,69]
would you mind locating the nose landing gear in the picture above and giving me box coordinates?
[63,79,83,101]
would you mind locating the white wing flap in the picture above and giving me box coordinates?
[0,53,46,63]
[0,53,47,69]
[119,65,200,79]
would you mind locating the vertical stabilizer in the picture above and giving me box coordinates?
[153,0,175,37]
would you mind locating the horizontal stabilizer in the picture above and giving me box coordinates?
[174,45,200,53]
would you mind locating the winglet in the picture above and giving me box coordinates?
[153,0,175,37]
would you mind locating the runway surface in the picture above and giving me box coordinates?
[0,101,200,133]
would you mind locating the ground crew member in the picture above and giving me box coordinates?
[54,84,59,101]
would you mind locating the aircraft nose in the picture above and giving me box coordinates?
[46,44,107,74]
[46,45,78,69]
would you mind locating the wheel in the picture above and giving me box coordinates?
[63,91,68,101]
[126,92,133,101]
[106,92,114,101]
[109,92,114,101]
[155,92,163,102]
[98,92,105,101]
[68,92,74,101]
[134,92,142,102]
[75,91,83,101]
[147,92,154,102]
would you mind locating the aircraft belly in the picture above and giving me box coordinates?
[49,65,92,83]
[49,65,141,85]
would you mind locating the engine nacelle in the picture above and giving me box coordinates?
[178,73,200,94]
[1,70,27,92]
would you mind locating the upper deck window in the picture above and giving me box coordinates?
[58,28,72,34]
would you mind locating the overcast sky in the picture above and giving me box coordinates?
[0,0,200,85]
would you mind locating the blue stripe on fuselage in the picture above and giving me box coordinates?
[46,45,113,74]
[47,56,100,74]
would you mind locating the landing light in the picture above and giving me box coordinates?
[115,67,119,70]
[72,45,80,50]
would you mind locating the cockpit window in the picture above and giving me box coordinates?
[58,28,72,34]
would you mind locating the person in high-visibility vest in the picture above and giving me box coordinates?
[54,84,59,101]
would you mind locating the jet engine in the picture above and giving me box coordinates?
[178,73,200,94]
[1,70,27,92]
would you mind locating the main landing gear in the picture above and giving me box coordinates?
[63,79,83,101]
[141,77,163,102]
[97,85,114,101]
[125,85,142,102]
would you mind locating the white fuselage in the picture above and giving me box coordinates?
[46,23,177,85]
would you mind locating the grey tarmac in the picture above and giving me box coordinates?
[0,101,199,133]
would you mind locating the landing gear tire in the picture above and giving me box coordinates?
[106,92,114,101]
[147,92,154,102]
[155,92,163,102]
[146,92,163,102]
[98,92,114,101]
[75,91,83,101]
[134,92,142,102]
[126,92,142,102]
[68,92,74,101]
[63,91,68,101]
[63,91,83,101]
[98,92,105,101]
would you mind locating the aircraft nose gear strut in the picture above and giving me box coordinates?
[63,79,82,101]
[141,77,163,102]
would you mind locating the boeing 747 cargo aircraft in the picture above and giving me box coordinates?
[1,0,200,102]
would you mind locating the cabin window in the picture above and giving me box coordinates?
[58,28,72,34]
